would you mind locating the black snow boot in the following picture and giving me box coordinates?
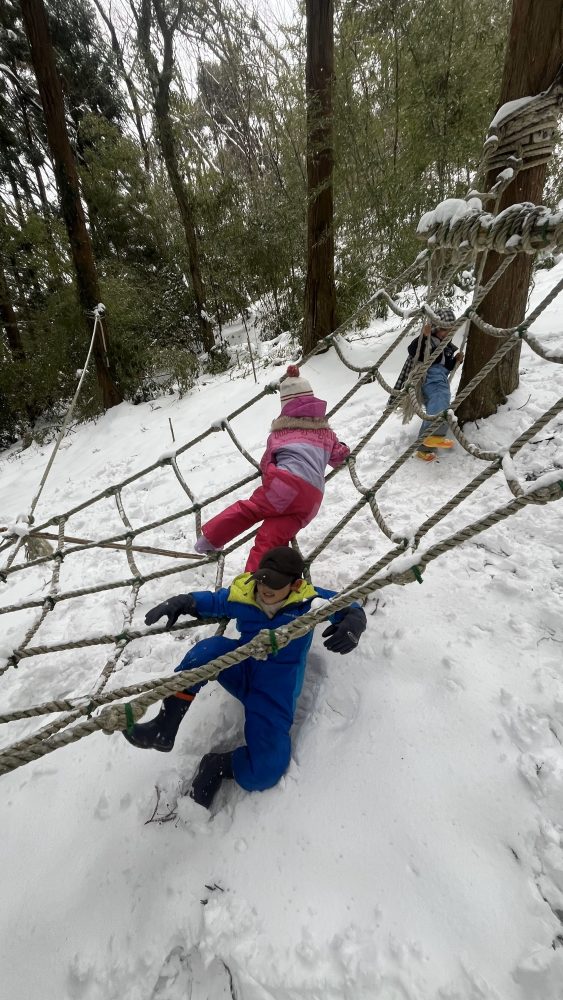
[122,692,195,752]
[189,752,234,809]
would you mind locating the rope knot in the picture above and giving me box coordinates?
[99,699,146,735]
[389,565,424,586]
[246,629,278,661]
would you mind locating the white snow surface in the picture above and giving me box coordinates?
[417,197,483,234]
[490,96,536,129]
[1,266,563,1000]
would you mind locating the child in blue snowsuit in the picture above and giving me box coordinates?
[123,547,367,808]
[407,306,464,462]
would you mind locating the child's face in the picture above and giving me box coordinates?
[256,580,298,604]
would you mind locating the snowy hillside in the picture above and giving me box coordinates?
[1,266,563,1000]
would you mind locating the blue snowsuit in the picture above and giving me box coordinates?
[174,573,355,793]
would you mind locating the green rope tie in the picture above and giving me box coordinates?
[412,566,423,584]
[124,702,135,733]
[192,502,201,512]
[115,632,130,644]
[269,630,279,655]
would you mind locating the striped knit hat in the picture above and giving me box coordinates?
[431,306,456,335]
[279,365,314,403]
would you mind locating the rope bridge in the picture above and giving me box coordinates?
[1,78,563,777]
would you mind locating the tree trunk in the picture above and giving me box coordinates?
[155,109,214,352]
[0,263,25,360]
[20,0,122,409]
[303,0,336,355]
[457,0,563,424]
[137,0,214,353]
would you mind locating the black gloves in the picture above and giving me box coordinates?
[144,593,198,629]
[322,606,367,654]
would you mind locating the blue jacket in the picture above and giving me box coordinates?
[188,573,353,725]
[176,574,361,792]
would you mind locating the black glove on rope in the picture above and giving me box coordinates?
[144,593,198,629]
[322,606,367,655]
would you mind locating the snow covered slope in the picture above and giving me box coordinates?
[1,266,563,1000]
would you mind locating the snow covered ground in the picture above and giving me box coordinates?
[1,265,563,1000]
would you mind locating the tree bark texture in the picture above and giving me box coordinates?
[20,0,122,409]
[303,0,336,355]
[457,0,563,425]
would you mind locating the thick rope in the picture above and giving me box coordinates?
[0,476,561,776]
[2,87,563,777]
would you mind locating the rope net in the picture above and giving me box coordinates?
[1,78,563,777]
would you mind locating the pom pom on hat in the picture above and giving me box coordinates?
[279,365,314,403]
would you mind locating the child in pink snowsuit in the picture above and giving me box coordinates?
[194,366,349,571]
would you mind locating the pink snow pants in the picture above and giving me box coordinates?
[202,465,323,571]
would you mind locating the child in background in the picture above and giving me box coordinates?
[407,307,464,463]
[194,366,350,570]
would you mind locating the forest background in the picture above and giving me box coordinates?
[1,0,561,445]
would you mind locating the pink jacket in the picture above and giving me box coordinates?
[260,396,349,493]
